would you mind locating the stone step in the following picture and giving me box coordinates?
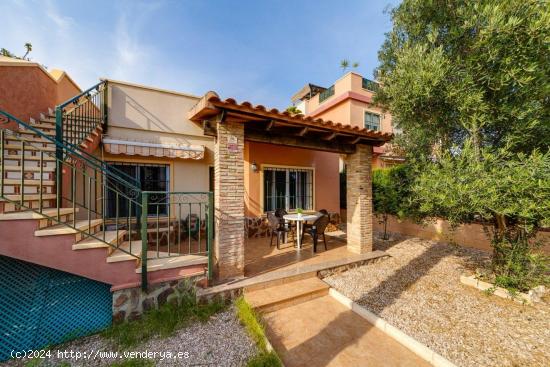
[107,241,142,263]
[0,193,57,202]
[244,276,329,313]
[73,230,127,250]
[4,135,55,145]
[0,165,56,173]
[2,178,55,186]
[34,218,103,236]
[0,207,75,220]
[18,128,55,137]
[2,153,56,162]
[4,144,56,152]
[136,253,207,273]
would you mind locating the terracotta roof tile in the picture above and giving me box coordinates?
[188,91,393,143]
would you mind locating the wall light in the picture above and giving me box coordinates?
[251,161,258,172]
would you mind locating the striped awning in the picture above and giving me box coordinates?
[103,138,204,160]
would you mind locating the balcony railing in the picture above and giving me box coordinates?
[318,85,335,103]
[362,78,380,93]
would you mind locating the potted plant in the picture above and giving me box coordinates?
[296,208,303,218]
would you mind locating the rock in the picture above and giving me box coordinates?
[142,297,156,312]
[529,285,546,303]
[114,293,129,308]
[157,288,175,307]
[112,310,126,323]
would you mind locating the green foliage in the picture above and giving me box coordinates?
[412,146,550,291]
[372,165,414,239]
[235,297,282,367]
[340,59,360,73]
[1,42,33,60]
[110,359,155,367]
[285,106,302,115]
[102,291,226,349]
[246,352,282,367]
[375,0,550,292]
[376,0,550,158]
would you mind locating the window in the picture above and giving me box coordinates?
[263,167,313,212]
[362,78,380,92]
[106,162,169,218]
[364,111,381,131]
[318,85,335,103]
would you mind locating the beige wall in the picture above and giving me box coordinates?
[104,81,214,193]
[374,215,550,254]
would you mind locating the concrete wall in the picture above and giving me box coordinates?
[374,215,550,253]
[244,141,340,217]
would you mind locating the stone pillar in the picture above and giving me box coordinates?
[345,144,373,253]
[214,121,245,279]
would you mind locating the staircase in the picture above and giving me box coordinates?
[0,82,210,290]
[244,274,330,313]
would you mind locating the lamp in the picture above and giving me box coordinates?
[251,161,258,172]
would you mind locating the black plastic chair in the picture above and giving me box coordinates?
[304,209,329,231]
[268,211,294,250]
[302,214,330,252]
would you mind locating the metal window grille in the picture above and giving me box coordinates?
[263,167,313,212]
[106,162,169,217]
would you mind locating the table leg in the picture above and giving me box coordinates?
[297,221,302,250]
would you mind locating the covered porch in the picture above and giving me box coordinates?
[189,91,392,282]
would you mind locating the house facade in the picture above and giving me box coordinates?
[0,60,391,334]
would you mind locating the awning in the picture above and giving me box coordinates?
[103,138,205,160]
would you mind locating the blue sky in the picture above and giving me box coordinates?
[1,0,398,109]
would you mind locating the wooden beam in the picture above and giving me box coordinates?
[350,136,362,144]
[202,120,216,137]
[215,110,227,123]
[296,127,309,137]
[265,120,275,131]
[245,128,356,154]
[322,132,338,141]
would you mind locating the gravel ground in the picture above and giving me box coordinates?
[3,307,258,367]
[324,236,550,367]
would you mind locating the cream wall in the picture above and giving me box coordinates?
[104,80,214,193]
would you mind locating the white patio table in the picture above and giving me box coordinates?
[283,213,320,250]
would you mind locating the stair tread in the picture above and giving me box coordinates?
[34,218,103,236]
[244,277,329,310]
[0,165,56,172]
[2,179,55,185]
[107,241,142,262]
[73,230,127,250]
[0,194,57,201]
[5,144,56,152]
[3,154,56,161]
[136,254,207,273]
[0,208,75,220]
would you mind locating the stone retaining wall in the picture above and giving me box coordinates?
[112,275,203,322]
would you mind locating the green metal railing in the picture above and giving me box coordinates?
[318,85,335,103]
[362,78,379,92]
[1,107,213,290]
[56,80,107,148]
[140,192,214,287]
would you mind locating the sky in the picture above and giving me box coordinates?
[1,0,398,109]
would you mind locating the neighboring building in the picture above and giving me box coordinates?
[291,71,403,168]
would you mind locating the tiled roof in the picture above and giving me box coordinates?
[189,91,393,142]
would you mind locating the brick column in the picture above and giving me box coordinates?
[214,121,245,279]
[345,144,373,253]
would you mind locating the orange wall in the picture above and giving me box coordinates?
[244,141,340,217]
[0,65,80,126]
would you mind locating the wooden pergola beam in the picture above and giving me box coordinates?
[245,128,356,154]
[296,127,309,137]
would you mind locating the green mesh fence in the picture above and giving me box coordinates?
[0,256,112,361]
